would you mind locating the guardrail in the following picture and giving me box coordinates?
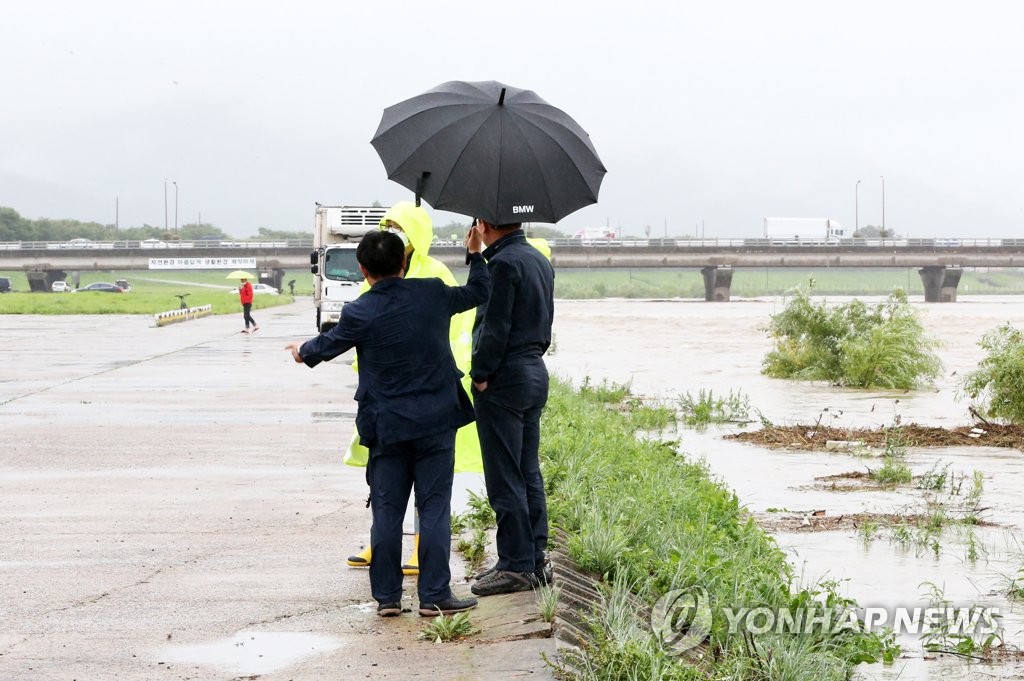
[0,237,1019,252]
[154,304,213,327]
[0,239,315,251]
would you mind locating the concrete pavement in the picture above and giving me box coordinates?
[0,301,555,680]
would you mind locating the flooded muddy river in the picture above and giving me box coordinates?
[547,296,1024,680]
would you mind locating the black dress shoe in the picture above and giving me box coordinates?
[418,595,478,617]
[470,570,538,596]
[377,602,402,617]
[535,561,553,586]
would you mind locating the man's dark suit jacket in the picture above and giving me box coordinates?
[299,253,489,448]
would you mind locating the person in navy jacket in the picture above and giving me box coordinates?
[468,220,555,598]
[286,228,489,617]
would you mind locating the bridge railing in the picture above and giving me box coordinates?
[0,239,316,251]
[2,237,1020,252]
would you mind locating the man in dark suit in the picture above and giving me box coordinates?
[468,220,555,597]
[286,229,488,617]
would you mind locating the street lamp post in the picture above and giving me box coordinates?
[880,175,886,234]
[163,179,168,232]
[173,181,179,233]
[855,179,862,233]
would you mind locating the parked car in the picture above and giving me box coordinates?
[64,238,98,249]
[0,276,11,293]
[51,281,71,292]
[73,282,125,293]
[140,238,168,248]
[228,283,279,295]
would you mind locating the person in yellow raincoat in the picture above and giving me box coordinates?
[346,201,482,573]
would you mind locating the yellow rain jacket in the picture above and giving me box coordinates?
[344,202,482,473]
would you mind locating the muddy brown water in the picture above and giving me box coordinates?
[546,296,1024,680]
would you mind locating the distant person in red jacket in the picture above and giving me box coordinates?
[239,278,259,334]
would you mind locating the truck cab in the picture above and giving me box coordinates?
[311,205,387,332]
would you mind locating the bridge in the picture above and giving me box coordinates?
[2,238,1021,302]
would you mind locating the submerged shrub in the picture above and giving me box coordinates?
[960,324,1024,424]
[762,286,941,389]
[677,388,751,427]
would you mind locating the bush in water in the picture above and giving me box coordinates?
[762,286,941,389]
[961,323,1024,424]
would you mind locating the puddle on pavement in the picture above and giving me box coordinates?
[159,630,341,676]
[547,297,1024,680]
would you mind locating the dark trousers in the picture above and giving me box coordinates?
[242,303,256,328]
[367,430,455,604]
[474,361,549,573]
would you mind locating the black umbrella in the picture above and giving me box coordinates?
[370,80,606,225]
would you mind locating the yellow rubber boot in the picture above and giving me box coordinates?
[401,534,420,576]
[346,545,371,567]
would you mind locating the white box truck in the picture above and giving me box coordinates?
[763,217,846,245]
[311,204,387,332]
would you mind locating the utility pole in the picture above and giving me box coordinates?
[881,175,886,234]
[115,196,119,234]
[173,181,179,233]
[163,179,168,232]
[855,179,862,232]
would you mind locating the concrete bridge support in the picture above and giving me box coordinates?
[258,267,287,292]
[918,266,962,302]
[701,265,733,302]
[26,269,68,292]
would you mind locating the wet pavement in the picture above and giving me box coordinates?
[0,303,554,680]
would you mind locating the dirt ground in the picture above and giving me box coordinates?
[728,423,1024,451]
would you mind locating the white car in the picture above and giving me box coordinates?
[140,238,168,248]
[64,238,98,249]
[51,281,71,292]
[229,283,279,295]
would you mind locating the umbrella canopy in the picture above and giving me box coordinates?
[370,80,606,225]
[226,270,255,280]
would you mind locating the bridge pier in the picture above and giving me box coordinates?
[258,267,287,292]
[701,265,733,302]
[918,266,962,302]
[26,269,68,292]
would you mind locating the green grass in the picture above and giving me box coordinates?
[0,290,292,316]
[0,268,316,294]
[677,388,751,427]
[542,379,883,679]
[417,612,478,642]
[0,269,304,315]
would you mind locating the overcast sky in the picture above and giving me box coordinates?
[1,1,1022,238]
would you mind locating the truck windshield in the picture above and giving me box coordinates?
[324,248,363,282]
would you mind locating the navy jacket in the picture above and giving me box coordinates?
[300,253,490,447]
[471,230,555,383]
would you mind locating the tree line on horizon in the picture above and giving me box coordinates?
[0,206,311,243]
[0,206,571,243]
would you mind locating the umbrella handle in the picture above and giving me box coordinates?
[415,172,431,207]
